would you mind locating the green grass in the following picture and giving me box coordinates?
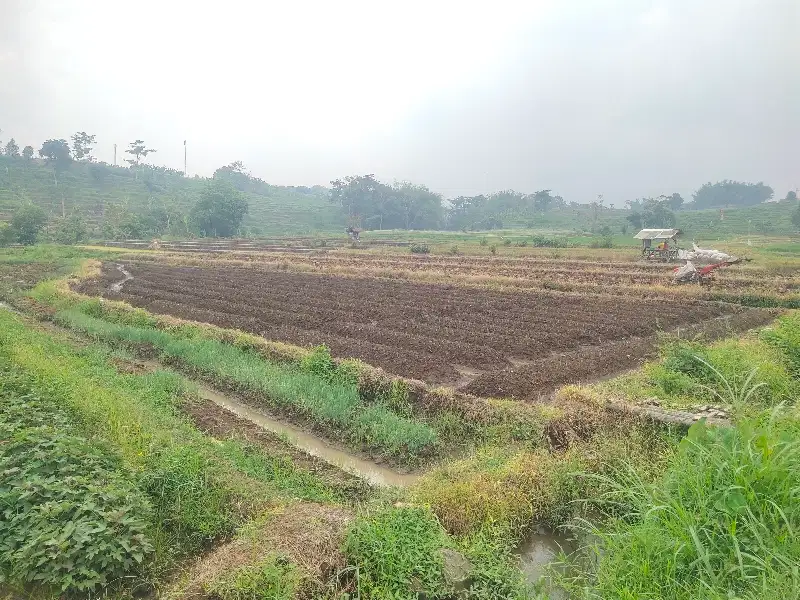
[51,306,439,464]
[204,554,300,600]
[599,316,800,412]
[0,370,153,595]
[0,310,346,580]
[571,414,800,600]
[344,506,451,599]
[0,156,342,236]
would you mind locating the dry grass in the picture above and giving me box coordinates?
[170,502,352,599]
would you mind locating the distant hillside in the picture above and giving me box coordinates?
[490,201,798,239]
[0,156,344,236]
[0,156,795,240]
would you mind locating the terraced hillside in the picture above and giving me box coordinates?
[0,156,344,235]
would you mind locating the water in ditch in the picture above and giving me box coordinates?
[517,529,577,599]
[193,381,420,488]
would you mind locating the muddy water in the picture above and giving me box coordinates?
[110,263,133,293]
[517,529,576,598]
[193,382,420,488]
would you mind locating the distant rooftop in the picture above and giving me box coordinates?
[634,228,681,240]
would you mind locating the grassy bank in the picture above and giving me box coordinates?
[599,311,800,412]
[0,309,357,596]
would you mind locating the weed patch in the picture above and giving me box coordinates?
[344,506,450,599]
[574,414,800,600]
[0,370,153,594]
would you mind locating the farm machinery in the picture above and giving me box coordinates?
[671,244,749,285]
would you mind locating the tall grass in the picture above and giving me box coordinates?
[53,307,439,463]
[574,413,800,600]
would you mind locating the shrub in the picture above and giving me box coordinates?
[479,238,488,246]
[344,506,450,599]
[502,239,512,246]
[579,415,800,600]
[515,240,528,247]
[410,244,430,254]
[761,312,800,377]
[448,245,460,255]
[0,383,153,593]
[588,235,613,249]
[489,244,497,255]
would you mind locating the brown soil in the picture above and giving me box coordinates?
[175,502,352,599]
[464,309,779,401]
[182,397,369,498]
[95,261,746,386]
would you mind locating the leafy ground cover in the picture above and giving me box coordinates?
[0,309,358,596]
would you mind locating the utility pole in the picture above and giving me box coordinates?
[113,143,117,166]
[183,140,187,176]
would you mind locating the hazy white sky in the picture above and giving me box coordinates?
[2,0,798,202]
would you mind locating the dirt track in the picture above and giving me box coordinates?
[82,260,773,400]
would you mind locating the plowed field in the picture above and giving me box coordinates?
[89,260,776,400]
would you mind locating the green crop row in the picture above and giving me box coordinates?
[52,307,439,464]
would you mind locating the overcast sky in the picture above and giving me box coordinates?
[2,0,798,203]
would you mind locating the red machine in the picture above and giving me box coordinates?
[672,258,744,285]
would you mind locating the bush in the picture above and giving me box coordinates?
[515,240,528,247]
[0,382,153,593]
[479,238,488,246]
[579,415,800,599]
[760,312,800,377]
[588,235,613,249]
[502,238,512,246]
[410,244,430,254]
[489,244,497,255]
[448,245,460,255]
[344,507,450,599]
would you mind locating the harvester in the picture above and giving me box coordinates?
[671,244,749,285]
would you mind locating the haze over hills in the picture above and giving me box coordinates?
[0,151,797,241]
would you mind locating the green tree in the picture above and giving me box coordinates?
[51,213,89,244]
[71,132,96,161]
[0,222,14,247]
[10,204,47,245]
[190,179,249,237]
[792,204,800,230]
[784,190,798,203]
[38,139,72,170]
[692,180,773,208]
[626,212,643,230]
[124,140,156,167]
[3,138,20,158]
[21,145,33,160]
[666,193,684,210]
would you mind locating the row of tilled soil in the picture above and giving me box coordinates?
[132,252,795,294]
[464,308,780,401]
[117,263,737,343]
[93,262,744,388]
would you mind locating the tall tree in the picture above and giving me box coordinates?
[38,139,72,170]
[10,205,47,245]
[692,181,773,208]
[666,193,684,210]
[71,132,96,161]
[213,161,252,191]
[124,140,156,167]
[22,145,34,160]
[3,138,20,157]
[190,179,249,237]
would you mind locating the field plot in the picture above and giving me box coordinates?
[90,259,776,400]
